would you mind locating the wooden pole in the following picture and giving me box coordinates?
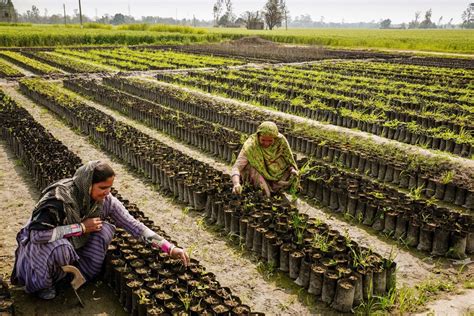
[78,0,83,28]
[63,4,67,25]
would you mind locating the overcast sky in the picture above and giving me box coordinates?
[15,1,469,24]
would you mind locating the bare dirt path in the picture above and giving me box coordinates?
[0,141,39,277]
[2,84,319,315]
[141,78,474,175]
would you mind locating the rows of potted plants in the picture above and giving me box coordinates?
[63,79,242,163]
[0,51,61,76]
[155,69,473,158]
[103,76,474,211]
[0,59,24,78]
[302,60,472,88]
[299,159,473,258]
[0,86,257,315]
[24,51,110,73]
[53,47,244,71]
[173,67,472,131]
[381,56,474,70]
[19,78,396,312]
[62,77,473,258]
[235,66,472,112]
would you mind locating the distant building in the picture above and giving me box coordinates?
[0,0,17,23]
[248,21,264,30]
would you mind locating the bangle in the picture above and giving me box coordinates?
[80,223,86,234]
[169,245,176,255]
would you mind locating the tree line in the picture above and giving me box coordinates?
[11,1,474,29]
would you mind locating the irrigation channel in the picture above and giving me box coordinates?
[0,44,473,315]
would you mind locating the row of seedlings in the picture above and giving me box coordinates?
[19,78,396,312]
[238,65,471,107]
[155,68,474,158]
[0,59,24,79]
[63,79,241,163]
[0,51,61,76]
[105,76,474,212]
[23,51,110,73]
[62,78,474,257]
[53,48,244,71]
[0,88,257,315]
[98,77,474,252]
[302,61,473,87]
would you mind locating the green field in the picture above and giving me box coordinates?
[210,28,474,54]
[0,24,220,47]
[0,24,473,54]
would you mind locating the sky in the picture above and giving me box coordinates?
[14,1,469,24]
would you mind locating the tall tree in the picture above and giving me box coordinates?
[419,8,436,28]
[217,0,235,26]
[279,0,290,30]
[408,11,421,28]
[263,0,283,30]
[380,19,391,29]
[212,0,223,26]
[461,3,474,29]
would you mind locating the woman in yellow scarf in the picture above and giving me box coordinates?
[231,121,299,197]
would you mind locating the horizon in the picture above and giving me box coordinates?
[13,1,469,24]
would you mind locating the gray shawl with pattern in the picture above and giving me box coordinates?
[31,161,103,249]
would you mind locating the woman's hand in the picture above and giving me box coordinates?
[170,247,190,267]
[290,168,299,178]
[232,183,243,195]
[81,217,103,233]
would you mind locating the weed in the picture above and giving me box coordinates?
[256,261,276,280]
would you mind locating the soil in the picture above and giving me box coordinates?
[0,141,38,277]
[228,36,279,46]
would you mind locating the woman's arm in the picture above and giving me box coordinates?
[103,195,147,238]
[231,151,248,194]
[30,224,84,244]
[104,195,189,265]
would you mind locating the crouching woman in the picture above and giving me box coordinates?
[11,161,189,299]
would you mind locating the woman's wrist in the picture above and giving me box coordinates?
[80,222,87,234]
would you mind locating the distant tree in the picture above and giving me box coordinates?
[25,5,41,23]
[213,0,223,26]
[279,0,290,30]
[111,13,126,25]
[96,14,111,24]
[263,0,283,30]
[437,16,443,28]
[380,18,391,29]
[461,3,474,28]
[419,9,436,28]
[408,11,421,28]
[447,17,454,29]
[216,0,235,26]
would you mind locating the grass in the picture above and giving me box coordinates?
[0,24,472,53]
[208,28,474,54]
[0,24,223,47]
